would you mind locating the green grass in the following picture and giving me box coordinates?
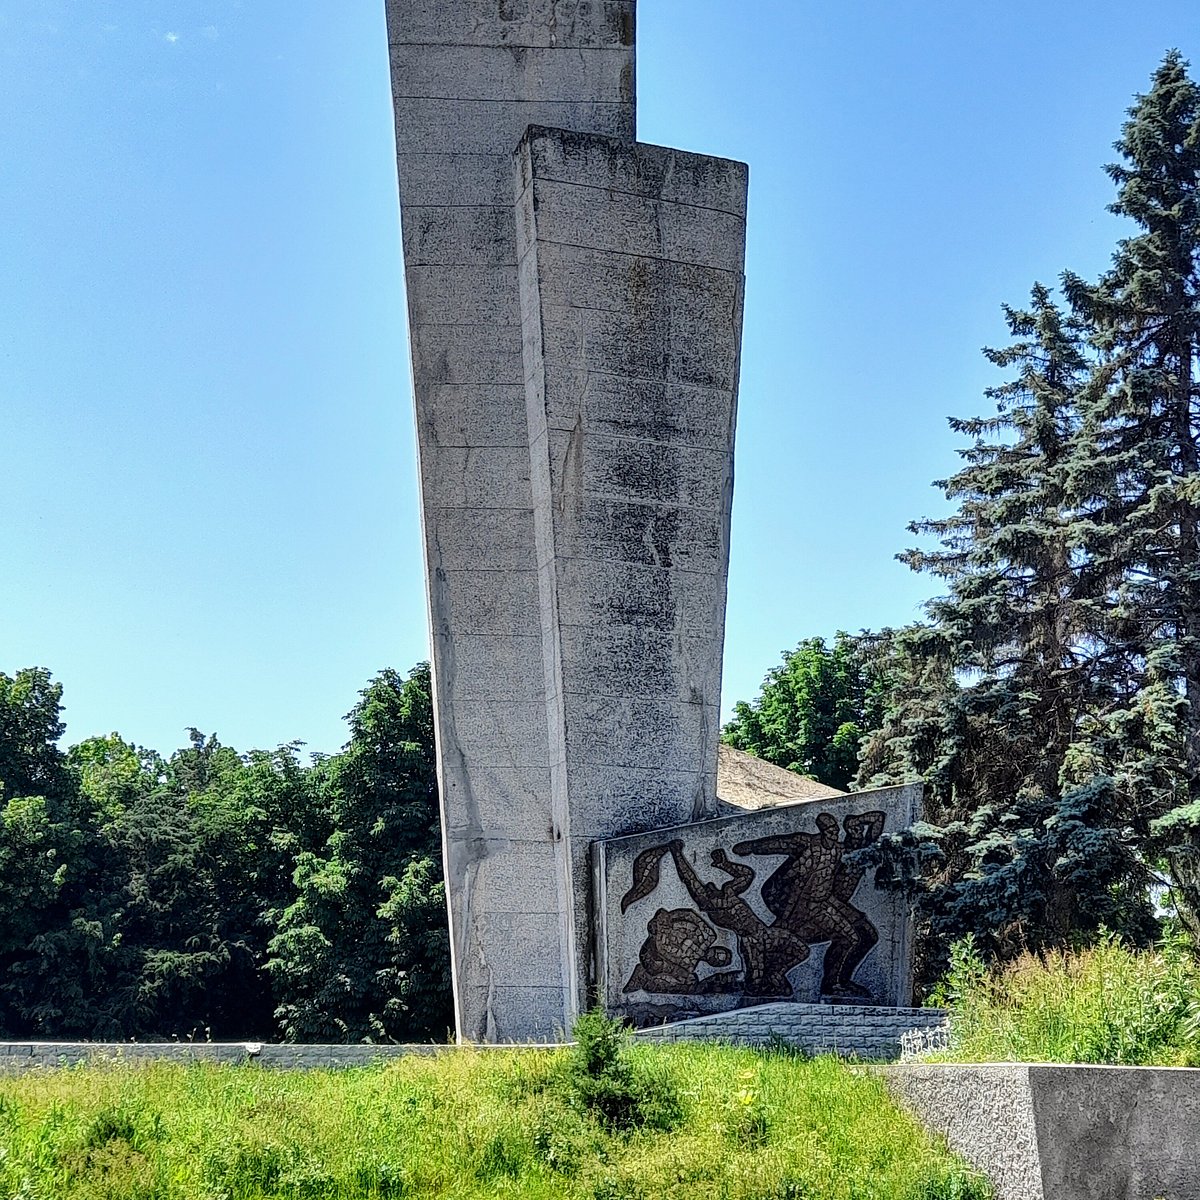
[0,1044,989,1200]
[930,932,1200,1066]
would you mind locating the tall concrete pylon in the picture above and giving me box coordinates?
[385,0,747,1042]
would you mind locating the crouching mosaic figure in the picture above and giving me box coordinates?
[623,907,737,995]
[620,811,886,1004]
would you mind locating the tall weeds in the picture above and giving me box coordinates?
[932,932,1200,1065]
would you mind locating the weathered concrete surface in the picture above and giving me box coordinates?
[0,1041,565,1073]
[386,0,636,1044]
[515,125,748,1010]
[885,1063,1200,1200]
[637,1001,946,1061]
[596,784,920,1025]
[389,0,756,1044]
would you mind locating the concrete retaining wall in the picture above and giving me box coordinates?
[885,1063,1200,1200]
[0,1042,450,1072]
[0,1005,942,1071]
[636,1001,947,1060]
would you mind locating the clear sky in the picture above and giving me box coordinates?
[3,1,1198,757]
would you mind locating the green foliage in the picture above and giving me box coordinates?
[0,662,451,1043]
[0,1048,991,1199]
[266,664,451,1043]
[564,1009,681,1131]
[0,669,120,1039]
[855,53,1200,982]
[930,932,1200,1066]
[723,632,887,790]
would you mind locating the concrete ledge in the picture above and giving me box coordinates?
[884,1063,1200,1200]
[0,1042,563,1073]
[635,1001,946,1060]
[0,1009,943,1072]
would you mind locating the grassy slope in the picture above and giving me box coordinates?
[0,1044,988,1200]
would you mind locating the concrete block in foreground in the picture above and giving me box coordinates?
[885,1063,1200,1200]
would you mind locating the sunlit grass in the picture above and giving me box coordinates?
[0,1044,989,1199]
[930,932,1200,1066]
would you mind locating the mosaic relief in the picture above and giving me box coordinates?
[619,811,886,1002]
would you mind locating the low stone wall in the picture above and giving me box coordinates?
[636,1001,947,1060]
[0,1005,943,1072]
[0,1042,458,1073]
[885,1063,1200,1200]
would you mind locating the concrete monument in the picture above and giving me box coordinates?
[387,1,748,1041]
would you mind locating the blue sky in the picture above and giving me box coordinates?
[3,1,1197,756]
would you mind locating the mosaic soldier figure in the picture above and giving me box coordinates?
[665,840,809,997]
[733,811,885,998]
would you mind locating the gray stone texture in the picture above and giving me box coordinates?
[637,1001,947,1062]
[516,125,747,1008]
[387,0,636,1044]
[885,1063,1200,1200]
[596,785,921,1024]
[390,3,750,1044]
[0,1042,540,1073]
[0,1002,940,1070]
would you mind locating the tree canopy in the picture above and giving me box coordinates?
[722,632,886,791]
[0,664,451,1043]
[734,53,1200,983]
[860,51,1200,977]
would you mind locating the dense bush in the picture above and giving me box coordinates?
[0,664,451,1044]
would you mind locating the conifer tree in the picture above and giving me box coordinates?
[861,53,1200,969]
[862,288,1157,967]
[1061,50,1200,930]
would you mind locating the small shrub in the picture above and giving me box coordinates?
[564,1009,681,1131]
[202,1138,289,1193]
[474,1128,528,1180]
[82,1105,157,1152]
[530,1102,600,1176]
[61,1104,165,1200]
[67,1142,161,1200]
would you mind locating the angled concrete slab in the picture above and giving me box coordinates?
[388,1,753,1044]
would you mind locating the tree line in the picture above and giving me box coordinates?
[726,51,1200,987]
[0,664,451,1042]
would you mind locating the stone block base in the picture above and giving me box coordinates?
[885,1063,1200,1200]
[634,1001,947,1061]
